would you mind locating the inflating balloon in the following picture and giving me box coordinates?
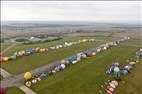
[24,72,32,80]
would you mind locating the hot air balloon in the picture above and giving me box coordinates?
[24,72,32,80]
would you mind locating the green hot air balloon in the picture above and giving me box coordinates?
[113,67,121,81]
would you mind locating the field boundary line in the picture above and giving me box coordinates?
[0,68,12,78]
[1,42,18,55]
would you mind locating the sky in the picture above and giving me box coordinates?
[1,1,142,23]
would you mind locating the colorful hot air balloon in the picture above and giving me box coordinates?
[113,67,121,80]
[24,72,32,80]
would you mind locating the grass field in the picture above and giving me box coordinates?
[2,36,117,56]
[29,40,140,94]
[1,36,117,74]
[1,37,141,94]
[0,75,3,81]
[4,87,25,94]
[114,60,142,94]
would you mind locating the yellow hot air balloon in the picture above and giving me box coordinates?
[24,72,32,80]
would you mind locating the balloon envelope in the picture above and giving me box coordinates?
[24,72,32,80]
[25,81,32,87]
[114,67,120,72]
[3,57,9,62]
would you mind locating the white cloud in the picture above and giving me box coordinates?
[1,1,141,23]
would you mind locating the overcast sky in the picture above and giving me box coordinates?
[1,1,142,23]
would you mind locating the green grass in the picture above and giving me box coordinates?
[4,87,25,94]
[1,37,141,94]
[30,41,140,94]
[0,75,3,81]
[1,40,13,51]
[1,40,107,74]
[2,36,117,56]
[114,59,142,94]
[121,39,142,46]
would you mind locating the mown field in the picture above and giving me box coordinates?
[2,36,117,56]
[1,36,117,74]
[114,60,142,94]
[29,39,141,94]
[1,37,141,94]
